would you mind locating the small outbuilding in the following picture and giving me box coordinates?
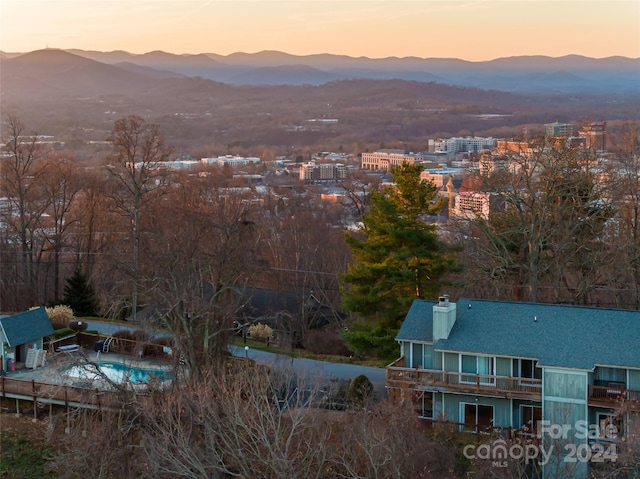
[0,307,54,372]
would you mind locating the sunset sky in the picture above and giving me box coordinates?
[1,1,639,61]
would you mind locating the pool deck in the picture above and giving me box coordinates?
[4,348,173,387]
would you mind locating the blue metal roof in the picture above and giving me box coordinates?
[397,298,640,371]
[0,307,54,347]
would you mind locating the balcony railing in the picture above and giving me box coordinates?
[386,358,542,400]
[387,359,640,408]
[588,384,640,408]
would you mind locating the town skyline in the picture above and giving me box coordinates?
[2,0,639,61]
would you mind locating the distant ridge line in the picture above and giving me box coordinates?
[2,48,638,93]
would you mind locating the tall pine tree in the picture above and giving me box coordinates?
[62,268,100,317]
[340,163,456,359]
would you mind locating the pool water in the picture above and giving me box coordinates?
[65,361,173,384]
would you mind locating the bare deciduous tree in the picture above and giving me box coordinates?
[141,176,260,377]
[105,115,173,322]
[458,141,612,304]
[605,121,640,308]
[0,114,49,307]
[40,154,83,301]
[46,362,459,479]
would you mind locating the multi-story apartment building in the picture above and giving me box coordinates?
[361,149,435,171]
[479,153,529,176]
[579,122,607,151]
[299,161,347,183]
[429,137,497,153]
[451,191,492,220]
[201,155,261,167]
[545,122,574,138]
[386,296,640,479]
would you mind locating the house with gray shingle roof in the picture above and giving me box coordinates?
[0,307,54,372]
[386,295,640,479]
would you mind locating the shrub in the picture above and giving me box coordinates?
[132,329,149,342]
[143,343,163,357]
[111,330,148,354]
[248,322,273,342]
[51,328,75,339]
[45,305,74,329]
[153,336,174,347]
[321,379,350,410]
[69,320,88,332]
[347,374,375,407]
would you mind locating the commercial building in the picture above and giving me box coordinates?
[420,167,464,188]
[201,155,261,167]
[361,149,437,171]
[579,122,607,151]
[429,137,497,154]
[299,161,347,183]
[545,122,574,138]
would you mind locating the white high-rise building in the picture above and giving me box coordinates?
[429,137,496,153]
[452,192,491,220]
[300,162,347,183]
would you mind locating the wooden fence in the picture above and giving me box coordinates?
[0,375,131,411]
[45,332,174,361]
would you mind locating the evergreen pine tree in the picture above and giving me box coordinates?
[340,163,456,359]
[62,269,100,317]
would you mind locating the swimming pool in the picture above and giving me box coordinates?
[64,361,173,385]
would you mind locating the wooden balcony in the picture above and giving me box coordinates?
[588,384,640,409]
[386,358,542,400]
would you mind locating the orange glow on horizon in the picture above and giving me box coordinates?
[1,1,638,61]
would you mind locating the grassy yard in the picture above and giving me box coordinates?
[0,431,56,479]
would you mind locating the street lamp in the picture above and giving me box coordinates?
[245,345,249,361]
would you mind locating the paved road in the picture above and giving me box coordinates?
[83,321,388,398]
[230,346,388,398]
[83,320,169,340]
[83,320,129,336]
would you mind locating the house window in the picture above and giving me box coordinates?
[594,367,626,387]
[460,354,495,385]
[520,405,542,435]
[411,343,422,368]
[411,391,433,419]
[461,355,477,380]
[514,359,542,386]
[597,414,621,440]
[462,403,494,432]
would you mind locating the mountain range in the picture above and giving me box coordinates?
[1,48,638,151]
[2,48,638,94]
